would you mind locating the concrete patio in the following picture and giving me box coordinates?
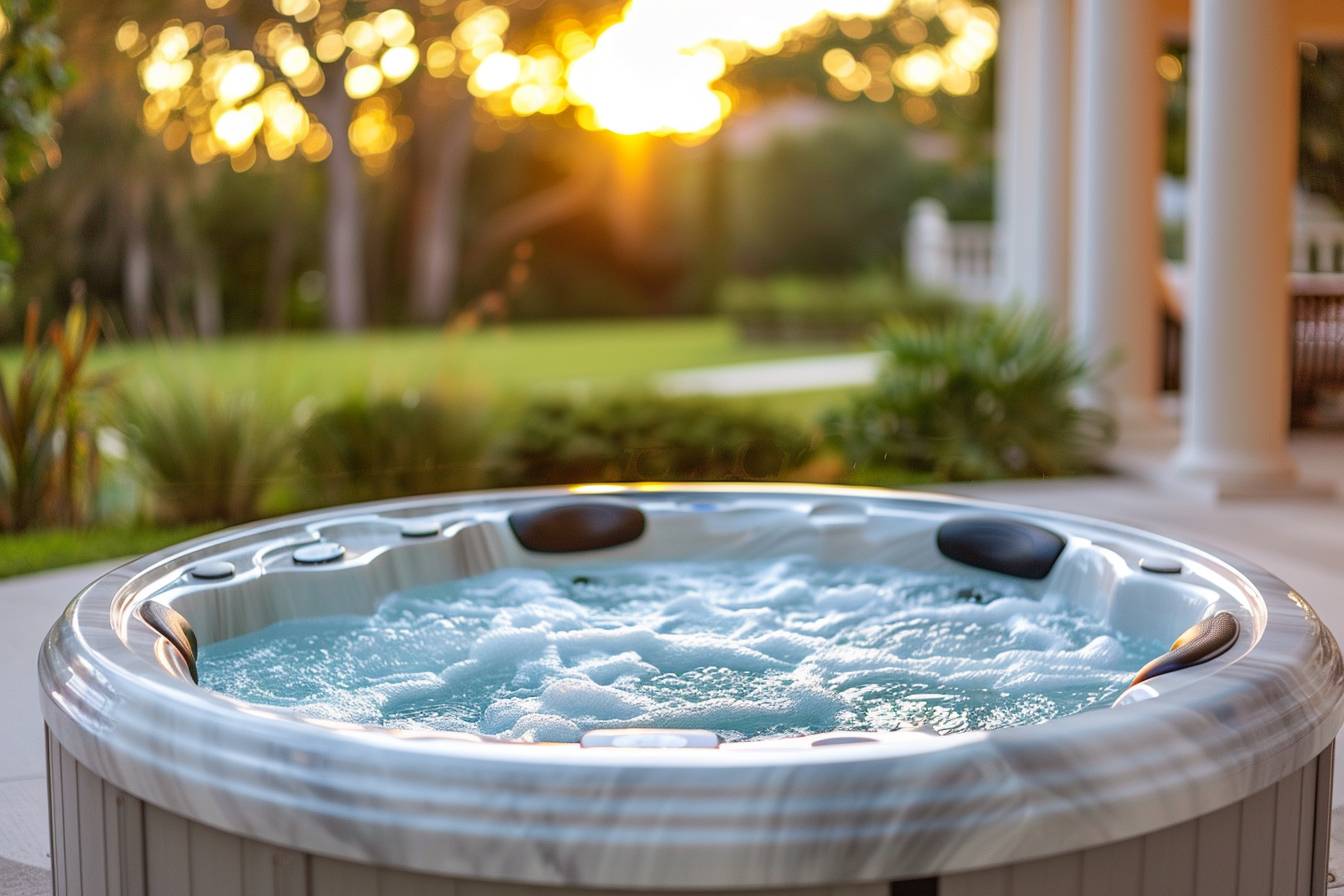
[4,432,1344,890]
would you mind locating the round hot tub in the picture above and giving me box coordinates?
[39,485,1344,895]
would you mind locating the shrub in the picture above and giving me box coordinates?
[296,393,489,505]
[719,273,962,344]
[0,301,110,531]
[487,393,818,486]
[823,309,1114,481]
[119,383,291,524]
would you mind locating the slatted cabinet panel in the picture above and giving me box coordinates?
[940,743,1337,896]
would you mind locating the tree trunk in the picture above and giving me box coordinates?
[463,155,605,274]
[317,77,366,331]
[408,93,475,324]
[262,177,297,330]
[193,248,222,339]
[123,179,153,339]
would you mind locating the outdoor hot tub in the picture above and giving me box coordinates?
[39,485,1344,895]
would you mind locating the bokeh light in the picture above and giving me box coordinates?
[119,0,998,170]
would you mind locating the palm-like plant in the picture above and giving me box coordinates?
[0,300,109,530]
[824,308,1115,482]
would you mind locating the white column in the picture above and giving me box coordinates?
[994,0,1026,303]
[995,0,1072,319]
[1171,0,1300,496]
[1069,0,1161,425]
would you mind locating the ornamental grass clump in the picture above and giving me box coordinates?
[487,393,818,487]
[824,308,1114,482]
[119,382,291,524]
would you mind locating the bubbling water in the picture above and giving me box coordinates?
[197,559,1163,742]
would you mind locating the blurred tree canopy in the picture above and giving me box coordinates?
[1300,45,1344,215]
[0,0,69,303]
[5,0,1000,339]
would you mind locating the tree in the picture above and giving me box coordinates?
[119,0,998,329]
[0,0,69,309]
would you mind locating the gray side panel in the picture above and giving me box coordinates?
[101,780,121,896]
[143,803,190,896]
[1271,765,1305,896]
[310,856,380,896]
[1009,852,1081,895]
[1296,757,1318,896]
[939,868,1010,896]
[1313,741,1335,896]
[187,822,242,896]
[59,745,81,896]
[1194,801,1241,896]
[76,762,107,896]
[47,729,64,896]
[241,840,308,896]
[108,782,146,896]
[1141,817,1197,896]
[1080,835,1143,895]
[377,867,460,895]
[1239,782,1279,894]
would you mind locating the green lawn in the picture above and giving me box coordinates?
[0,319,871,577]
[0,523,218,579]
[66,318,862,407]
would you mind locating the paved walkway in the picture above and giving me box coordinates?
[658,352,881,396]
[3,433,1344,886]
[1,560,122,878]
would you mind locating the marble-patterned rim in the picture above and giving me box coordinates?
[37,484,1344,888]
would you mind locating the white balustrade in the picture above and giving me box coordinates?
[907,197,1344,306]
[905,199,997,303]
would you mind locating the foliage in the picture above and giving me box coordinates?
[1300,47,1344,214]
[118,382,291,524]
[0,0,69,302]
[824,308,1114,481]
[487,392,818,486]
[730,111,991,277]
[720,272,963,343]
[0,300,108,531]
[296,392,489,505]
[0,521,215,579]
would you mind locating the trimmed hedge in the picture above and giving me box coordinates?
[719,273,961,344]
[487,393,818,486]
[296,393,489,505]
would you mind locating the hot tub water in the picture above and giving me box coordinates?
[199,558,1163,741]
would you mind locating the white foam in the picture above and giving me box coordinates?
[198,559,1163,741]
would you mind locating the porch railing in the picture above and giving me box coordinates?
[905,199,1344,420]
[904,198,997,303]
[906,198,1344,295]
[1292,218,1344,273]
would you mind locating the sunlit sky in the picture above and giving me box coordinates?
[121,0,999,170]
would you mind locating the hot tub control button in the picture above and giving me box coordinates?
[399,520,441,538]
[293,542,346,565]
[1139,557,1183,574]
[189,560,235,581]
